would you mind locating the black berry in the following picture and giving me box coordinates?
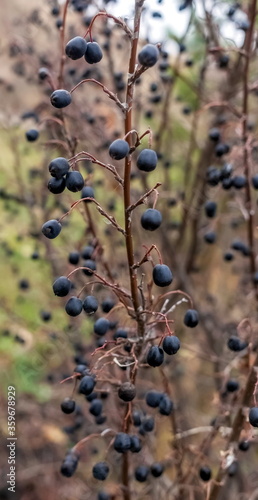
[61,398,76,414]
[84,42,103,64]
[83,295,98,314]
[65,297,83,316]
[26,129,39,142]
[138,44,159,67]
[118,382,136,402]
[249,407,258,427]
[163,335,180,355]
[137,149,158,172]
[79,375,96,395]
[141,208,162,231]
[42,219,62,239]
[53,276,71,297]
[153,264,173,287]
[92,462,109,481]
[184,309,199,328]
[109,139,130,160]
[65,36,87,60]
[147,346,164,367]
[66,171,84,192]
[49,157,70,179]
[50,89,71,109]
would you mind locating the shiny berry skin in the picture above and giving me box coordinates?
[137,149,158,172]
[204,201,217,218]
[81,245,94,259]
[65,297,83,316]
[49,157,70,179]
[81,185,95,201]
[151,462,164,477]
[92,462,109,481]
[50,89,71,108]
[109,139,130,160]
[130,435,142,453]
[138,44,159,67]
[184,309,199,328]
[132,410,141,427]
[215,142,230,157]
[153,264,173,287]
[65,36,87,60]
[53,276,71,297]
[89,399,103,417]
[199,466,212,481]
[118,382,136,402]
[227,336,248,352]
[232,175,247,189]
[163,335,180,355]
[94,318,110,336]
[141,209,162,231]
[84,42,103,64]
[134,465,150,482]
[159,394,173,415]
[66,171,84,192]
[79,375,96,395]
[226,379,239,392]
[145,391,163,408]
[101,298,115,313]
[141,415,155,433]
[83,295,98,314]
[147,346,164,367]
[61,398,76,414]
[114,432,131,453]
[48,176,66,194]
[26,129,39,142]
[249,407,258,427]
[60,452,79,477]
[42,219,62,239]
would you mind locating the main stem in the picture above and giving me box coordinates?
[122,2,145,500]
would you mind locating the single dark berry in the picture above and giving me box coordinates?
[49,157,70,179]
[222,178,233,190]
[162,336,180,355]
[19,279,30,290]
[232,175,247,189]
[199,466,212,482]
[228,461,238,476]
[26,129,39,142]
[153,264,173,287]
[53,276,71,297]
[147,346,164,367]
[151,462,164,477]
[138,44,159,67]
[218,54,229,68]
[204,231,216,244]
[92,462,109,481]
[86,392,98,402]
[81,185,95,201]
[132,410,142,427]
[118,382,136,402]
[50,89,71,108]
[215,143,230,157]
[159,394,173,416]
[207,168,221,186]
[79,375,96,395]
[61,398,76,414]
[140,415,155,433]
[137,149,158,172]
[113,328,128,340]
[109,139,130,160]
[66,171,84,192]
[48,176,66,194]
[184,309,199,328]
[69,251,80,265]
[65,36,87,60]
[130,435,142,453]
[81,245,95,259]
[94,318,110,336]
[89,399,103,417]
[82,259,96,276]
[40,310,52,322]
[226,379,239,392]
[249,407,258,427]
[95,415,107,425]
[141,208,162,231]
[83,295,98,314]
[101,298,115,313]
[208,128,220,142]
[238,440,250,451]
[134,465,150,482]
[38,67,49,80]
[227,336,248,352]
[42,219,62,239]
[114,432,131,453]
[145,391,163,408]
[60,452,79,477]
[224,251,234,262]
[204,201,217,218]
[65,297,83,316]
[84,42,103,64]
